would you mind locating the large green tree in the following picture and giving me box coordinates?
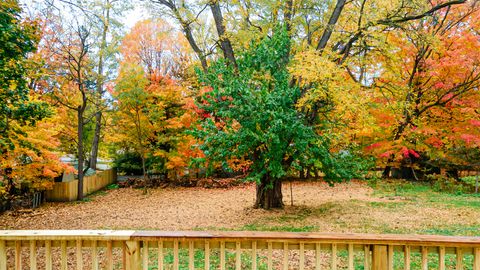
[194,28,367,209]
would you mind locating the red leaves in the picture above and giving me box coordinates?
[460,134,480,145]
[378,147,419,159]
[407,149,420,159]
[471,119,480,127]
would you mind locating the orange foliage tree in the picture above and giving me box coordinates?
[0,1,66,206]
[111,19,201,179]
[362,3,480,177]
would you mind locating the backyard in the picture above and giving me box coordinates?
[2,180,479,236]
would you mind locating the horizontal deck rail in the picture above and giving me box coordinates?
[1,230,479,269]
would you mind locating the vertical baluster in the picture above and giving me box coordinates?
[364,245,370,270]
[122,242,127,270]
[30,240,36,270]
[474,248,480,270]
[331,243,337,270]
[421,246,428,270]
[388,245,394,270]
[404,246,410,270]
[220,241,225,270]
[173,240,179,270]
[252,241,257,270]
[348,244,354,270]
[189,241,195,270]
[236,241,242,270]
[106,241,113,270]
[267,242,273,270]
[284,242,289,270]
[143,241,149,270]
[92,240,98,270]
[439,246,445,270]
[0,240,6,270]
[299,242,305,270]
[46,240,52,270]
[61,240,67,270]
[125,241,140,270]
[456,248,463,270]
[15,241,21,270]
[158,241,164,270]
[204,241,209,270]
[76,240,83,270]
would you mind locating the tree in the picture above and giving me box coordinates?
[120,19,191,79]
[40,16,95,200]
[0,0,47,150]
[111,19,197,180]
[0,0,64,204]
[112,63,151,178]
[361,2,480,177]
[194,28,367,209]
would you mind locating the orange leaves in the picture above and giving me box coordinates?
[425,136,444,149]
[120,19,191,78]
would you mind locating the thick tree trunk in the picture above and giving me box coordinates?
[254,174,283,209]
[77,108,84,201]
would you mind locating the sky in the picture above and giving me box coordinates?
[20,0,151,31]
[123,3,151,30]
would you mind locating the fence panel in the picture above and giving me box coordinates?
[46,169,117,202]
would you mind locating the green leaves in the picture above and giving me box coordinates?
[0,0,48,145]
[193,27,369,183]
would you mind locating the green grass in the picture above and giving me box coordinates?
[241,223,317,232]
[143,248,269,270]
[374,180,480,209]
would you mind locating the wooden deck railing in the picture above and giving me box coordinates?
[1,230,479,269]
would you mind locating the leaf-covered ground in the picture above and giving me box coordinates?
[1,180,479,236]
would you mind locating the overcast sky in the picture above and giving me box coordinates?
[20,0,152,31]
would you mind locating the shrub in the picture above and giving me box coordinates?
[427,174,474,194]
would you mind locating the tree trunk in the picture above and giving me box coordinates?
[210,1,237,69]
[316,0,347,51]
[77,108,84,201]
[141,154,147,180]
[90,1,110,170]
[90,111,101,170]
[254,174,283,209]
[382,164,392,178]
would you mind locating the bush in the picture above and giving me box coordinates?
[427,174,475,194]
[112,152,143,175]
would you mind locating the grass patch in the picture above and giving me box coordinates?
[241,223,317,232]
[373,180,480,208]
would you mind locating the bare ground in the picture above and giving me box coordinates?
[1,180,479,234]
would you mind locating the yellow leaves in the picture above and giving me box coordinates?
[165,155,186,170]
[289,49,371,147]
[0,113,66,191]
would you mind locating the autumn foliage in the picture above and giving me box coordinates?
[1,0,480,210]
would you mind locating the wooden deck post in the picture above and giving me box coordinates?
[372,245,388,270]
[125,240,141,270]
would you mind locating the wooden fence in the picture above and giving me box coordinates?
[1,230,480,270]
[45,169,117,202]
